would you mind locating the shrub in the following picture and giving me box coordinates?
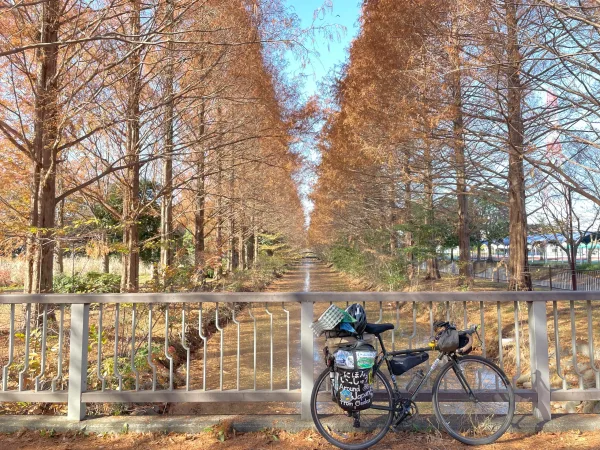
[0,269,12,287]
[330,246,367,277]
[327,244,408,291]
[54,272,121,293]
[578,262,600,271]
[224,254,292,292]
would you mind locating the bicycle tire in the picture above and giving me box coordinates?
[310,367,395,450]
[432,355,515,445]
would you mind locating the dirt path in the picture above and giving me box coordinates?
[168,259,356,416]
[3,429,600,450]
[265,259,354,292]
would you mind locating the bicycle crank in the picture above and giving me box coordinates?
[391,400,418,431]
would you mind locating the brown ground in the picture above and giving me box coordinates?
[2,429,600,450]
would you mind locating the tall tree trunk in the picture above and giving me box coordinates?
[567,187,577,290]
[487,242,493,262]
[244,240,249,268]
[424,143,440,280]
[160,0,175,275]
[238,226,245,270]
[247,215,256,266]
[56,198,65,274]
[194,102,206,268]
[228,145,236,271]
[403,151,414,278]
[449,29,471,283]
[25,0,61,294]
[24,172,40,294]
[238,192,245,270]
[215,108,224,278]
[102,230,110,273]
[254,228,259,262]
[389,180,397,255]
[505,0,531,291]
[216,155,223,277]
[121,0,142,293]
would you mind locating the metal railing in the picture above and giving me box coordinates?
[2,292,600,422]
[439,262,600,291]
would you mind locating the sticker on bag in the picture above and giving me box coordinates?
[335,350,355,369]
[355,351,376,369]
[335,350,353,368]
[339,389,352,403]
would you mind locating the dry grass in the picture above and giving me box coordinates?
[0,256,154,289]
[3,429,600,450]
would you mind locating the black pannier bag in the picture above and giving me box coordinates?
[389,352,429,376]
[333,343,377,411]
[437,326,460,353]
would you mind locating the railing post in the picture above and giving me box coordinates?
[528,301,551,421]
[300,300,314,421]
[68,303,90,421]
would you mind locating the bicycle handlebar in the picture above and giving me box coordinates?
[464,324,479,335]
[433,322,478,355]
[434,321,479,334]
[457,332,473,355]
[457,325,479,355]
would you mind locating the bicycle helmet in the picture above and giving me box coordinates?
[346,303,367,335]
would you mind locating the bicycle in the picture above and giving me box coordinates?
[311,321,515,450]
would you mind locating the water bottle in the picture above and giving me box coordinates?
[405,369,425,395]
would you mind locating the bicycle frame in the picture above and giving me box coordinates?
[314,327,512,448]
[367,333,475,412]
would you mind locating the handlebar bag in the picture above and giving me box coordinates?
[437,327,460,353]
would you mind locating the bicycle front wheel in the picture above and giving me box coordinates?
[432,355,515,445]
[311,367,394,450]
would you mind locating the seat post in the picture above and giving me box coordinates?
[377,333,387,355]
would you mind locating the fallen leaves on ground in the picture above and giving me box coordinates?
[2,429,600,450]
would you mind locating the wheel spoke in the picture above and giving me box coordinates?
[433,356,514,446]
[312,368,394,449]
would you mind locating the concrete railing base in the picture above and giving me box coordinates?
[1,414,599,435]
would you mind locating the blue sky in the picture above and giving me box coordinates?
[284,1,361,225]
[285,0,361,100]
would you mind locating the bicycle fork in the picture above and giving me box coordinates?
[450,358,478,402]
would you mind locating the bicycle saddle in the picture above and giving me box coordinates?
[364,323,394,335]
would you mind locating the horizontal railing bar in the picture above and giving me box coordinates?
[0,391,68,402]
[82,389,302,403]
[2,291,600,304]
[551,389,600,401]
[317,389,537,403]
[0,388,533,405]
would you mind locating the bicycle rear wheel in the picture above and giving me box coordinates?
[311,367,394,450]
[432,355,515,445]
